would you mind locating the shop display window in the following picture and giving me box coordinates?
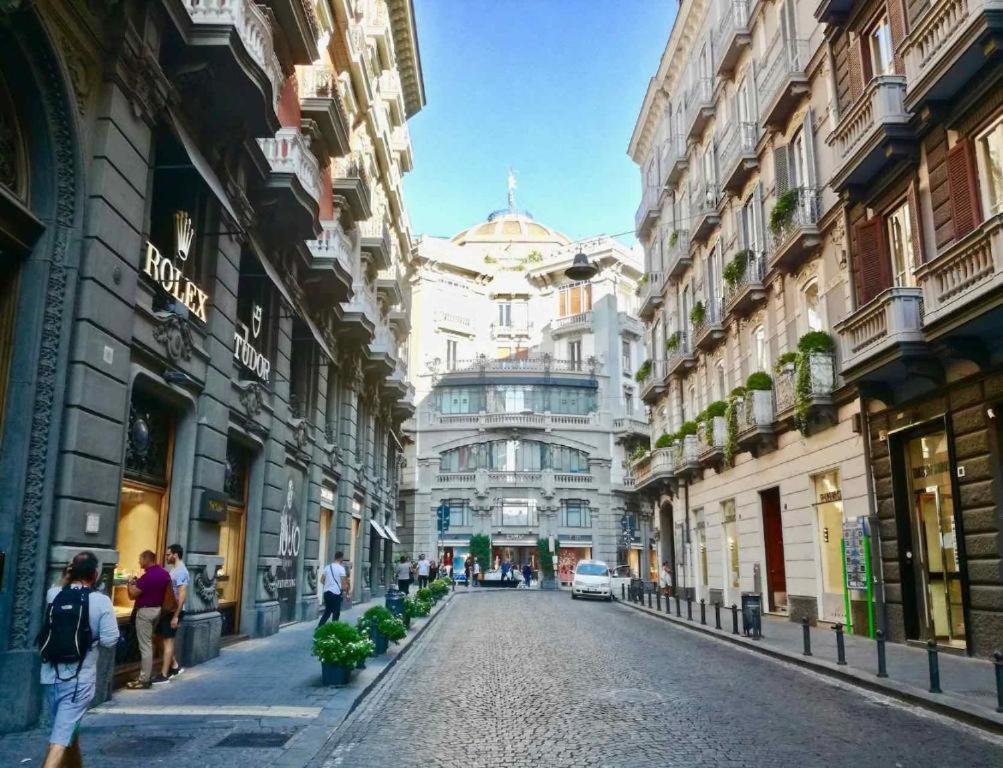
[114,484,168,618]
[813,471,845,596]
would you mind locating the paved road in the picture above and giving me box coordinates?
[313,591,1003,768]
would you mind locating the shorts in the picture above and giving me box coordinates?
[46,679,95,747]
[155,610,184,638]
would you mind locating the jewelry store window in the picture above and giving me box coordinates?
[219,441,249,636]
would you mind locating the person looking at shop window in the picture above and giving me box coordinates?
[126,550,172,689]
[155,544,189,683]
[318,551,347,627]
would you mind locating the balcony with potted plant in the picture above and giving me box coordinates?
[665,229,692,278]
[773,332,838,435]
[723,248,768,319]
[736,371,777,456]
[665,330,697,380]
[692,297,725,352]
[696,400,728,470]
[768,186,822,273]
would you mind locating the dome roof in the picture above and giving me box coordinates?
[451,211,569,247]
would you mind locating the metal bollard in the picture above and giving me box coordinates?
[665,592,671,613]
[675,595,681,617]
[686,597,693,621]
[700,599,706,625]
[621,583,626,601]
[927,640,942,693]
[834,623,847,665]
[993,651,1003,713]
[647,589,652,609]
[731,604,739,635]
[714,602,721,630]
[656,591,661,612]
[876,630,888,678]
[801,616,812,657]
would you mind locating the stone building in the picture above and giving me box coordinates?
[631,0,1003,656]
[0,0,422,732]
[399,198,650,578]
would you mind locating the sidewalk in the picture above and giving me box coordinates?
[0,593,453,767]
[619,595,1003,731]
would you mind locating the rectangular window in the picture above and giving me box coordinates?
[569,340,582,369]
[446,339,458,371]
[622,339,631,374]
[722,499,740,591]
[625,388,634,415]
[497,302,512,327]
[742,197,760,253]
[559,284,592,317]
[867,16,894,78]
[976,118,1003,216]
[500,499,534,527]
[561,500,592,528]
[886,200,915,286]
[443,498,469,528]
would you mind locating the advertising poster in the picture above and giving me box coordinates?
[277,471,303,622]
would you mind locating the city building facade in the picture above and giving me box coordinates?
[0,0,421,732]
[631,0,1003,656]
[399,200,650,578]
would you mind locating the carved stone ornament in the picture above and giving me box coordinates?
[152,311,194,364]
[117,29,175,126]
[238,381,265,416]
[262,568,278,597]
[305,564,318,593]
[293,418,310,451]
[193,566,219,607]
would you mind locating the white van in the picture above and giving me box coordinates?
[570,559,613,601]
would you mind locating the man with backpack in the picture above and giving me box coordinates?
[125,550,172,689]
[38,551,119,768]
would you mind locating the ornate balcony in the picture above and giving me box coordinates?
[685,77,715,142]
[297,65,351,163]
[391,123,414,172]
[434,311,472,335]
[678,435,701,477]
[663,134,689,187]
[737,390,777,456]
[915,214,1003,333]
[180,0,284,135]
[690,181,721,243]
[490,321,533,340]
[665,231,692,278]
[774,353,837,433]
[631,446,678,494]
[442,356,600,376]
[715,0,752,78]
[552,311,593,336]
[815,0,855,23]
[768,187,822,273]
[340,279,380,343]
[635,184,662,238]
[332,152,372,226]
[719,121,760,194]
[261,0,320,64]
[693,296,726,351]
[665,331,697,380]
[256,127,322,240]
[376,266,403,308]
[697,416,726,468]
[613,417,652,440]
[618,311,644,338]
[829,76,912,192]
[834,287,925,380]
[639,360,668,404]
[724,251,768,318]
[638,271,665,320]
[305,220,354,303]
[359,217,392,270]
[901,0,1003,114]
[759,35,810,129]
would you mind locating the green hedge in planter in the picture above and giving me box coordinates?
[358,605,406,644]
[701,400,728,444]
[678,421,698,438]
[405,596,431,617]
[312,621,374,669]
[690,301,706,326]
[635,359,652,383]
[415,587,432,603]
[797,330,835,354]
[775,351,797,371]
[537,537,559,577]
[746,371,773,391]
[654,433,673,448]
[770,188,798,235]
[429,579,449,600]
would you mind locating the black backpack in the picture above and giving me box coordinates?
[37,586,93,681]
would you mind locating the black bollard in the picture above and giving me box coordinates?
[621,583,625,601]
[801,616,812,657]
[714,602,722,630]
[927,640,942,693]
[993,651,1003,713]
[665,592,671,614]
[834,623,847,665]
[656,591,661,612]
[731,604,739,635]
[700,599,706,625]
[686,597,693,621]
[647,589,653,609]
[876,630,888,678]
[675,595,681,617]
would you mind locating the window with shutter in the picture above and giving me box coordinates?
[774,147,790,196]
[848,35,865,102]
[947,141,982,241]
[852,218,891,306]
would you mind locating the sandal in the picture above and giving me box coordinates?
[125,679,151,690]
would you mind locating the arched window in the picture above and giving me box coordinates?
[803,280,822,332]
[753,325,768,371]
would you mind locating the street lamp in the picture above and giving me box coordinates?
[564,251,597,282]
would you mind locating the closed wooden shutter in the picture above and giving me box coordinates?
[753,183,766,255]
[774,146,789,196]
[803,108,818,189]
[907,182,925,267]
[853,217,891,306]
[848,35,865,102]
[947,140,982,241]
[888,0,907,75]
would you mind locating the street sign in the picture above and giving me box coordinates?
[842,519,868,591]
[436,503,450,534]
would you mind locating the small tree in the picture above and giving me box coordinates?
[469,534,491,574]
[537,537,559,577]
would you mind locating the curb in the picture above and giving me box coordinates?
[616,598,1003,735]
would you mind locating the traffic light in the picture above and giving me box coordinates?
[436,503,450,534]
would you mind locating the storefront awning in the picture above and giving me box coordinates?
[491,538,537,547]
[441,538,471,547]
[385,527,401,545]
[369,520,388,539]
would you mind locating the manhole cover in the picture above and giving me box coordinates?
[591,688,667,706]
[103,737,178,755]
[216,731,294,748]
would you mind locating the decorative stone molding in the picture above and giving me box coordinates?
[262,567,278,598]
[193,566,220,608]
[305,564,318,593]
[152,311,194,363]
[237,380,265,416]
[291,418,310,452]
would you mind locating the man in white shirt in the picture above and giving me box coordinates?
[659,561,674,596]
[39,551,120,768]
[155,543,189,684]
[472,560,481,587]
[416,554,430,588]
[318,551,347,626]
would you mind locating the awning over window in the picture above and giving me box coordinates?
[385,527,401,545]
[369,520,388,539]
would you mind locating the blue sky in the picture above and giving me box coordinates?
[403,1,677,244]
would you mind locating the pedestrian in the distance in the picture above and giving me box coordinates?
[396,555,412,594]
[318,551,347,626]
[522,563,532,588]
[501,558,511,582]
[429,560,439,582]
[659,561,674,597]
[155,544,189,684]
[472,559,481,586]
[37,551,119,768]
[464,556,472,587]
[416,553,430,588]
[126,550,172,689]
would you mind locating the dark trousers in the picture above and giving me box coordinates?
[317,591,343,627]
[417,575,428,589]
[398,579,410,594]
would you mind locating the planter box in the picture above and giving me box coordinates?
[321,663,352,686]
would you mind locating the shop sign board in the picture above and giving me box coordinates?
[233,302,272,382]
[842,518,869,592]
[142,211,210,322]
[196,489,227,522]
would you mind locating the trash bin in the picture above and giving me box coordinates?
[385,589,405,618]
[741,592,762,638]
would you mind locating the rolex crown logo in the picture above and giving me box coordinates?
[175,211,195,262]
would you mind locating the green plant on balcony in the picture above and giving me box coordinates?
[793,331,835,435]
[665,331,681,353]
[678,421,698,438]
[669,230,679,247]
[730,386,747,398]
[723,393,742,466]
[774,351,797,372]
[723,250,750,287]
[629,444,647,462]
[770,188,798,236]
[655,432,674,448]
[746,371,773,391]
[635,359,652,383]
[797,330,835,354]
[701,400,727,445]
[690,301,706,326]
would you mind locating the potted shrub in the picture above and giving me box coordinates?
[635,359,652,383]
[701,400,728,446]
[723,251,750,287]
[358,605,406,655]
[655,432,674,448]
[415,587,432,604]
[537,537,559,590]
[665,332,680,353]
[774,351,797,373]
[770,189,798,236]
[690,301,706,326]
[429,579,449,601]
[312,621,373,686]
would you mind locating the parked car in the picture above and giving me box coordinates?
[609,564,634,599]
[570,559,613,601]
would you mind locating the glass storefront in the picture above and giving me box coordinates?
[219,441,249,636]
[904,431,966,647]
[813,470,845,622]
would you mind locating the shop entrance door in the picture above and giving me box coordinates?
[760,487,787,612]
[903,430,966,647]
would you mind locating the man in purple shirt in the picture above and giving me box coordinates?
[126,550,170,689]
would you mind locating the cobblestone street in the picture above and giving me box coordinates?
[315,591,1003,768]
